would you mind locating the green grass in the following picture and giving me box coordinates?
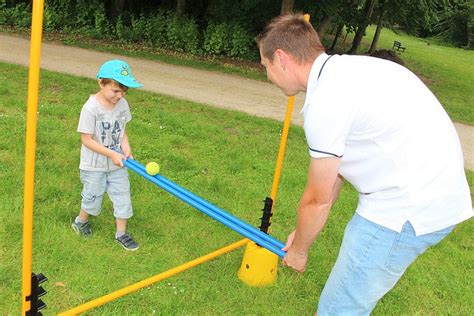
[334,26,474,125]
[0,61,472,315]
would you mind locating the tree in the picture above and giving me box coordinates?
[368,0,386,54]
[348,0,376,54]
[329,23,345,52]
[318,0,361,52]
[107,0,126,21]
[281,0,294,14]
[176,0,185,17]
[433,0,471,47]
[317,15,332,37]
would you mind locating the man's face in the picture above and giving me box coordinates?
[260,49,297,96]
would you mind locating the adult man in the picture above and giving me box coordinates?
[257,14,472,314]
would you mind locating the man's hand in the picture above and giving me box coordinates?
[282,230,308,272]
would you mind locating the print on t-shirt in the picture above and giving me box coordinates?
[100,119,122,151]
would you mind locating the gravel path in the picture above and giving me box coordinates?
[1,33,472,170]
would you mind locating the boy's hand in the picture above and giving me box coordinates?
[121,144,133,158]
[121,132,133,158]
[111,151,126,167]
[123,149,133,159]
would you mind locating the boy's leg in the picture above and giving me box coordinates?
[107,168,139,251]
[77,209,90,222]
[317,213,454,316]
[116,217,127,235]
[73,170,106,236]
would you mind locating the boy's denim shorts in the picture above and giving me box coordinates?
[317,213,454,316]
[80,168,133,219]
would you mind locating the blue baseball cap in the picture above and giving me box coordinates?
[96,59,143,88]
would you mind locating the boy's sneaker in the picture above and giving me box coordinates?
[71,220,92,237]
[115,234,139,251]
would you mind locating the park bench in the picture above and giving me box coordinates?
[392,40,406,52]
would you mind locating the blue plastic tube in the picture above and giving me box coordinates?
[124,160,286,258]
[127,158,285,250]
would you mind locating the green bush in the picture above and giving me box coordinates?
[0,0,4,25]
[146,11,168,47]
[43,0,73,28]
[74,0,101,28]
[180,17,200,54]
[229,24,256,59]
[203,22,256,59]
[93,4,109,39]
[0,1,30,28]
[130,14,148,43]
[43,4,60,32]
[203,22,231,55]
[115,15,134,42]
[0,2,257,60]
[166,15,200,53]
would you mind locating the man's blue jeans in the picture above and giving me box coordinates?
[317,213,454,315]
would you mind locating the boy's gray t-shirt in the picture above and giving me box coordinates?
[77,95,132,171]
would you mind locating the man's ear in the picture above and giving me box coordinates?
[275,49,289,71]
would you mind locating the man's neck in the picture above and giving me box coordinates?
[297,52,324,92]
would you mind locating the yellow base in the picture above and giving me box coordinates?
[238,241,278,286]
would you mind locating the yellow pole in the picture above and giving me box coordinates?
[58,239,248,315]
[268,13,310,229]
[21,0,44,314]
[269,96,294,210]
[238,14,311,287]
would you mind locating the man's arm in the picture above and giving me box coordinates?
[80,133,125,167]
[282,157,341,272]
[331,174,344,205]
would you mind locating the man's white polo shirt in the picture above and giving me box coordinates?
[301,53,472,235]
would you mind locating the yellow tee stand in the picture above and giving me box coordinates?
[238,94,296,286]
[238,241,279,286]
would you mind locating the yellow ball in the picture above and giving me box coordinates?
[146,162,160,175]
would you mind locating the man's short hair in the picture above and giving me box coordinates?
[257,13,325,64]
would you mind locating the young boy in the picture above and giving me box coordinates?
[72,59,143,251]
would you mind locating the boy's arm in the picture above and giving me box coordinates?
[121,131,133,158]
[80,133,126,167]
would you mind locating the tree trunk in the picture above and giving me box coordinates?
[317,16,332,37]
[348,0,376,55]
[329,23,344,52]
[368,1,386,54]
[467,15,473,49]
[342,30,350,45]
[176,0,186,17]
[281,0,294,14]
[108,0,126,21]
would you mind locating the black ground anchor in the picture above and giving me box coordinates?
[26,272,48,316]
[259,197,274,233]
